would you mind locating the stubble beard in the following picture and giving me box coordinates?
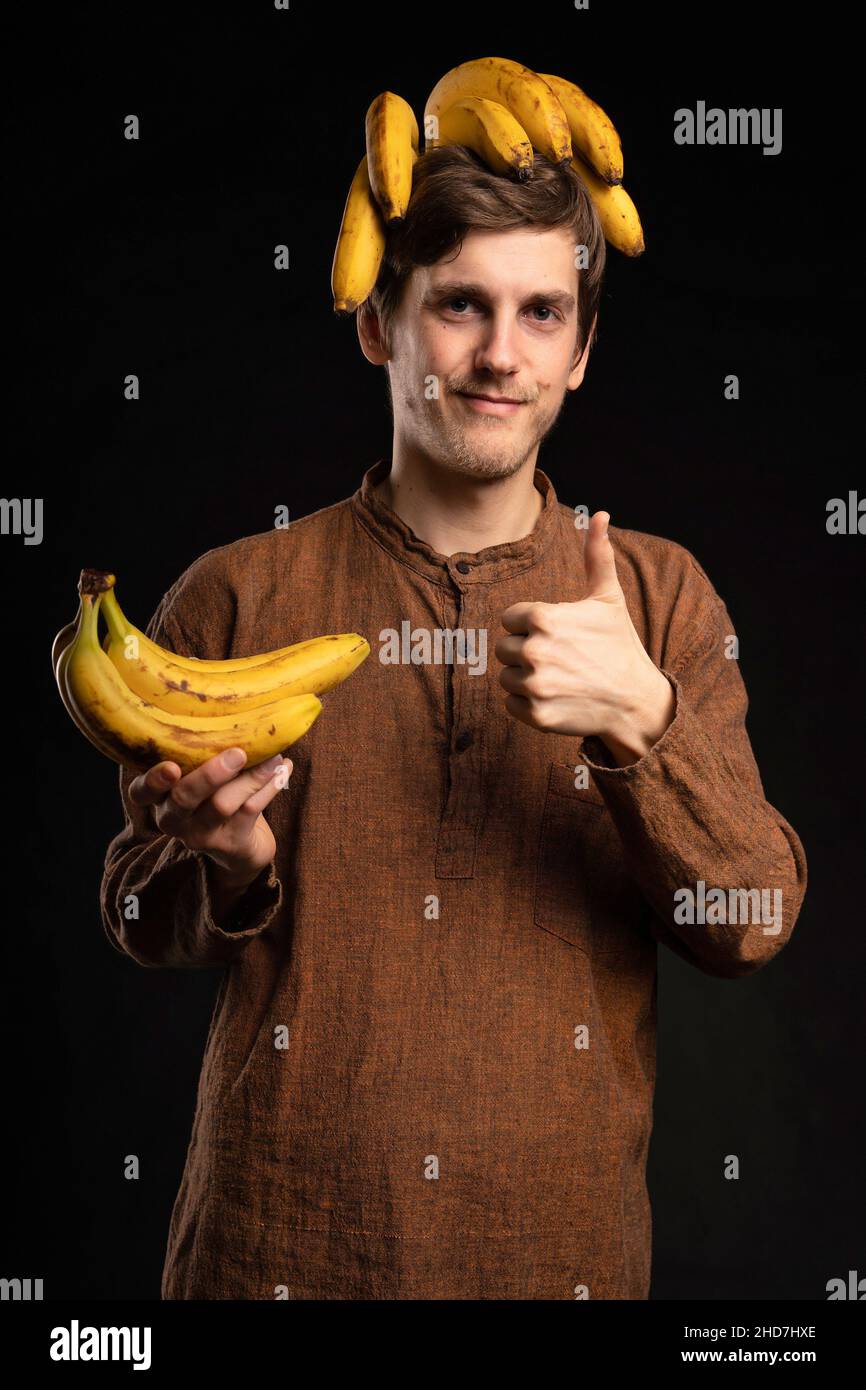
[398,382,567,483]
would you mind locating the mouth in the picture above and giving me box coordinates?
[457,392,526,417]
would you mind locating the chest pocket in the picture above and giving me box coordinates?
[533,760,612,954]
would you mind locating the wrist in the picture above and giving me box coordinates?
[203,855,275,934]
[601,669,675,767]
[206,855,271,892]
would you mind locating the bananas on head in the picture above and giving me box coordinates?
[53,569,369,776]
[331,55,644,316]
[424,56,573,166]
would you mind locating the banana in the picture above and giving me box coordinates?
[85,570,322,674]
[55,610,123,764]
[58,587,322,776]
[435,97,533,179]
[99,581,369,716]
[332,155,388,315]
[537,73,623,185]
[424,57,572,167]
[570,155,644,256]
[365,91,419,222]
[52,618,76,675]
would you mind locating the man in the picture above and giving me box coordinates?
[100,145,807,1299]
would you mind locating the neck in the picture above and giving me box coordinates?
[372,447,545,557]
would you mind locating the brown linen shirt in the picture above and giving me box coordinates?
[100,458,808,1300]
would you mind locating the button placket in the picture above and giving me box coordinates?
[435,570,489,879]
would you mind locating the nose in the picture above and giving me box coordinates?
[472,310,521,380]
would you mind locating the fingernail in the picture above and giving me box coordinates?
[223,748,246,770]
[262,754,283,772]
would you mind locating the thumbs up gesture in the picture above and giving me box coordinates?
[495,511,676,764]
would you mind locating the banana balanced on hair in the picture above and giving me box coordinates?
[331,55,644,315]
[53,570,370,776]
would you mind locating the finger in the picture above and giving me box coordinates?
[498,664,533,697]
[128,760,183,807]
[499,601,540,636]
[193,755,291,833]
[503,691,535,727]
[493,633,529,667]
[242,758,293,816]
[163,747,252,818]
[583,510,622,601]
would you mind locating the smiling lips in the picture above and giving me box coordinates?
[458,391,526,416]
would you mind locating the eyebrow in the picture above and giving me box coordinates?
[423,280,576,314]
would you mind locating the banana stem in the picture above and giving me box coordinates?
[75,592,103,652]
[100,586,131,645]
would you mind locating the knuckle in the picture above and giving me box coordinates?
[208,789,236,820]
[529,603,552,633]
[168,785,194,814]
[532,700,553,728]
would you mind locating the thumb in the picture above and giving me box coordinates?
[583,510,622,600]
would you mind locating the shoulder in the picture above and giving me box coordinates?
[153,495,357,653]
[164,494,357,607]
[605,521,722,610]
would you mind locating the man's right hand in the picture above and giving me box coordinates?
[128,747,291,888]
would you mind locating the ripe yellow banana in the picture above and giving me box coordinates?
[99,581,369,716]
[365,91,419,222]
[424,57,572,167]
[55,611,124,764]
[57,589,322,776]
[538,73,623,185]
[87,570,327,674]
[332,155,388,315]
[570,155,644,256]
[435,97,533,179]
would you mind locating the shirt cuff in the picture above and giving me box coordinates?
[195,852,283,940]
[580,668,681,777]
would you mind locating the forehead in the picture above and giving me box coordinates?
[422,226,578,294]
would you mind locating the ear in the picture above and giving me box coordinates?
[566,311,597,391]
[356,303,391,366]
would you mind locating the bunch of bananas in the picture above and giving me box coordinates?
[52,570,370,776]
[332,55,644,315]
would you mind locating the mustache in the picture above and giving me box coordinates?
[447,382,535,404]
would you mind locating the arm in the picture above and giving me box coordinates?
[99,556,284,969]
[579,566,808,978]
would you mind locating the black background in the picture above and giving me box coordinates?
[2,2,864,1301]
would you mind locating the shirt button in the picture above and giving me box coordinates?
[455,730,474,752]
[456,561,471,574]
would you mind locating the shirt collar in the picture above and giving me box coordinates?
[350,457,561,587]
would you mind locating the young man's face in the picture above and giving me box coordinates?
[359,226,592,481]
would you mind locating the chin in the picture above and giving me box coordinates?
[441,447,528,481]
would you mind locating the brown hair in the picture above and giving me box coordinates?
[361,144,606,363]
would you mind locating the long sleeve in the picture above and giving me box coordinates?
[580,559,808,978]
[99,553,283,969]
